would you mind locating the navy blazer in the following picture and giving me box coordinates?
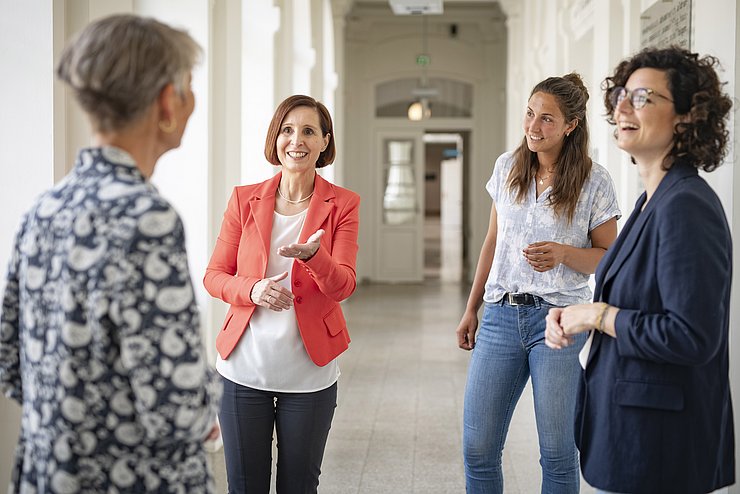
[576,160,734,494]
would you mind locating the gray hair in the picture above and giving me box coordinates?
[56,14,202,132]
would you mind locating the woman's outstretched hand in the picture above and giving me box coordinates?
[278,229,325,261]
[250,271,294,311]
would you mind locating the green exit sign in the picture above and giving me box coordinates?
[416,54,431,66]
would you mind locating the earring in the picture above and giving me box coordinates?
[159,118,177,133]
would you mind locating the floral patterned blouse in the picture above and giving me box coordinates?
[484,151,621,306]
[0,147,222,493]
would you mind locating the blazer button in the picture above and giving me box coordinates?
[294,280,302,287]
[295,296,303,304]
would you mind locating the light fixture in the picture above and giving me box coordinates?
[388,0,443,15]
[407,101,424,121]
[407,16,438,121]
[407,99,431,121]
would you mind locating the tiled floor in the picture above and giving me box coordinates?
[208,282,595,493]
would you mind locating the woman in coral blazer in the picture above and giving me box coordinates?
[204,95,359,494]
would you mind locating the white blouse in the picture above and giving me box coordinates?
[216,208,340,392]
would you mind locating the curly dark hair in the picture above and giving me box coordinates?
[602,46,732,172]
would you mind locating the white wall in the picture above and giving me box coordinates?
[691,2,739,491]
[241,1,278,186]
[0,0,57,486]
[732,4,740,490]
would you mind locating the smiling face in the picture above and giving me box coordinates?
[276,106,329,173]
[523,92,575,161]
[613,67,680,165]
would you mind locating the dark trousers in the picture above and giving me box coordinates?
[219,376,337,494]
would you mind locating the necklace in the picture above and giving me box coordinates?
[277,186,314,204]
[536,166,556,185]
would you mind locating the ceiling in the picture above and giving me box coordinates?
[359,0,500,13]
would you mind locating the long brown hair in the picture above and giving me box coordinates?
[507,73,591,222]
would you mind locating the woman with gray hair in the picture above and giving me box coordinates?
[0,14,222,493]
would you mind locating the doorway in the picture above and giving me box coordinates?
[423,132,466,283]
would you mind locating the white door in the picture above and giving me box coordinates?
[440,156,463,281]
[375,130,425,282]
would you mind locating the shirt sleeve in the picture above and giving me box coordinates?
[0,215,27,404]
[110,204,222,445]
[485,152,512,205]
[300,192,360,302]
[589,164,622,230]
[203,187,261,307]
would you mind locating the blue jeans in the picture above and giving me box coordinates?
[463,299,587,494]
[219,377,337,494]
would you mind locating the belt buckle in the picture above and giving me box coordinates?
[507,292,532,306]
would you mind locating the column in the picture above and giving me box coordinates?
[243,0,281,185]
[0,0,57,486]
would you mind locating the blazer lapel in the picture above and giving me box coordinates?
[250,172,281,259]
[300,174,335,243]
[598,161,697,295]
[587,161,697,368]
[593,193,647,301]
[586,196,651,368]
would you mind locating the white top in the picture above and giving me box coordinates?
[484,151,621,306]
[216,209,340,392]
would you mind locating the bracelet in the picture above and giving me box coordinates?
[594,302,610,333]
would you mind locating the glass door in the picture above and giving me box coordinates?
[375,130,424,282]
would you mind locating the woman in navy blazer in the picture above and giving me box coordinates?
[545,47,734,493]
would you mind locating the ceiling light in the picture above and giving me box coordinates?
[407,101,423,121]
[407,99,431,121]
[388,0,443,15]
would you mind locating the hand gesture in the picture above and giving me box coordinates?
[456,310,479,351]
[250,271,294,311]
[523,241,565,272]
[278,229,324,261]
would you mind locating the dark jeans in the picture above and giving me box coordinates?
[219,376,337,494]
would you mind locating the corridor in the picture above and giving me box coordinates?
[208,282,595,493]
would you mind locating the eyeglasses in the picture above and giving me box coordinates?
[610,86,674,110]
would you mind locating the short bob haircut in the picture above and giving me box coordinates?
[264,95,336,168]
[56,14,201,133]
[603,46,732,172]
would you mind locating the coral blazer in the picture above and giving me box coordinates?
[204,172,360,366]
